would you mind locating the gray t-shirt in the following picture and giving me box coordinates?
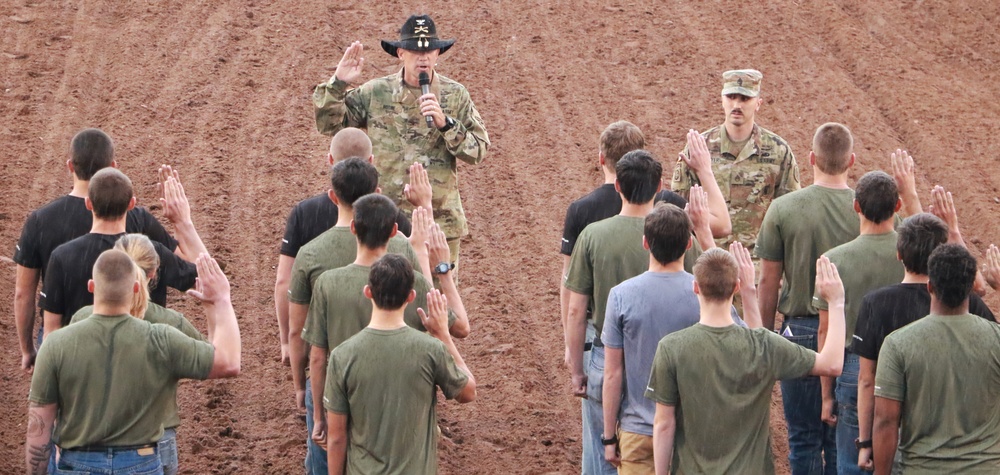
[602,271,744,436]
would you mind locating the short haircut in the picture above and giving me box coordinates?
[329,127,373,163]
[353,194,399,249]
[600,121,645,170]
[88,168,133,220]
[896,213,948,275]
[812,123,853,174]
[92,249,139,307]
[854,171,898,224]
[615,150,662,205]
[368,254,415,311]
[330,157,379,206]
[71,128,115,180]
[645,203,691,265]
[693,248,739,303]
[928,244,977,309]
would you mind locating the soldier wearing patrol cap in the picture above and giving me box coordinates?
[672,69,800,249]
[313,14,490,269]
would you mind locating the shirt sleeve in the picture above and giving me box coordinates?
[323,352,349,414]
[287,254,313,305]
[28,337,60,404]
[851,295,880,359]
[130,207,178,251]
[774,144,800,199]
[564,230,594,295]
[644,340,679,406]
[601,288,625,349]
[156,243,197,292]
[69,306,94,325]
[441,87,489,166]
[280,204,303,257]
[313,78,369,136]
[173,314,205,341]
[561,202,582,256]
[39,253,66,314]
[873,337,905,401]
[670,150,696,199]
[754,202,784,261]
[155,324,215,380]
[13,211,42,268]
[434,342,470,400]
[302,276,330,349]
[970,294,996,322]
[764,330,817,380]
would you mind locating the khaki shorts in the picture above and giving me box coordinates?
[619,430,654,475]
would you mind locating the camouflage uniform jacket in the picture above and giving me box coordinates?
[672,124,799,248]
[313,69,490,239]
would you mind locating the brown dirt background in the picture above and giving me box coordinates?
[3,0,1000,473]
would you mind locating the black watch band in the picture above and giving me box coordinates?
[439,116,456,132]
[433,262,455,275]
[600,434,618,446]
[854,438,872,449]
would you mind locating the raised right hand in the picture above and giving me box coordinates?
[985,244,1000,291]
[814,256,844,304]
[419,289,450,339]
[890,149,916,196]
[334,41,365,84]
[185,254,231,305]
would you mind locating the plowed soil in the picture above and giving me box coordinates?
[3,1,1000,473]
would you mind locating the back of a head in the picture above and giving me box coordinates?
[92,249,139,308]
[897,213,948,275]
[693,248,739,303]
[329,127,373,163]
[645,203,691,265]
[928,244,976,309]
[331,157,379,206]
[113,234,157,318]
[71,128,115,181]
[353,194,399,250]
[812,122,853,175]
[615,149,662,205]
[88,168,133,220]
[854,171,898,224]
[600,121,645,170]
[368,254,415,311]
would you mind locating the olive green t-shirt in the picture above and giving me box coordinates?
[29,314,214,448]
[645,324,815,474]
[812,232,904,347]
[302,263,455,350]
[324,327,468,475]
[875,314,1000,473]
[755,185,860,317]
[70,303,205,429]
[565,215,701,337]
[287,226,419,305]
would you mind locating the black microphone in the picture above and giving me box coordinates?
[419,72,434,127]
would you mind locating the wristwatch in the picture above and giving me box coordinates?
[439,116,456,132]
[854,438,872,449]
[600,434,618,446]
[433,262,455,275]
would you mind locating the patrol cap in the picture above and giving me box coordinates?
[721,69,763,97]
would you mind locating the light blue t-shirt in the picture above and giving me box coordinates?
[602,271,744,436]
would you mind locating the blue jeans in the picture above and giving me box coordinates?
[304,378,328,475]
[781,317,837,475]
[582,326,617,475]
[836,353,864,475]
[158,428,178,475]
[56,447,162,474]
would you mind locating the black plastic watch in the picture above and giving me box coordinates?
[433,262,455,275]
[854,438,872,449]
[600,434,618,446]
[439,116,456,132]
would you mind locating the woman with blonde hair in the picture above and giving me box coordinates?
[69,233,204,475]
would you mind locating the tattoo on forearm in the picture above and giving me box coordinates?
[26,411,45,438]
[27,442,51,474]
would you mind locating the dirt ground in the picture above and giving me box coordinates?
[3,0,1000,473]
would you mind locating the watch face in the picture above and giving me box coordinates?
[435,263,450,274]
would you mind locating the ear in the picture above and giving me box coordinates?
[598,151,606,167]
[350,220,357,235]
[614,179,621,193]
[363,285,373,300]
[328,189,340,206]
[368,154,375,164]
[733,280,741,297]
[327,153,335,166]
[809,151,817,167]
[133,281,141,294]
[110,160,119,169]
[642,235,650,251]
[848,153,856,169]
[87,279,96,294]
[754,96,762,111]
[896,251,903,262]
[853,200,862,214]
[926,281,935,297]
[693,280,701,295]
[66,159,74,174]
[127,196,136,211]
[375,186,382,194]
[85,196,94,211]
[388,223,398,239]
[686,236,693,250]
[894,198,902,213]
[656,179,663,193]
[406,289,417,304]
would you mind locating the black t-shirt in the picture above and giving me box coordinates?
[851,283,995,360]
[561,185,686,255]
[13,195,178,281]
[280,193,413,257]
[40,233,196,324]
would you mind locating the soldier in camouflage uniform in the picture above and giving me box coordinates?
[672,69,799,249]
[313,15,489,266]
